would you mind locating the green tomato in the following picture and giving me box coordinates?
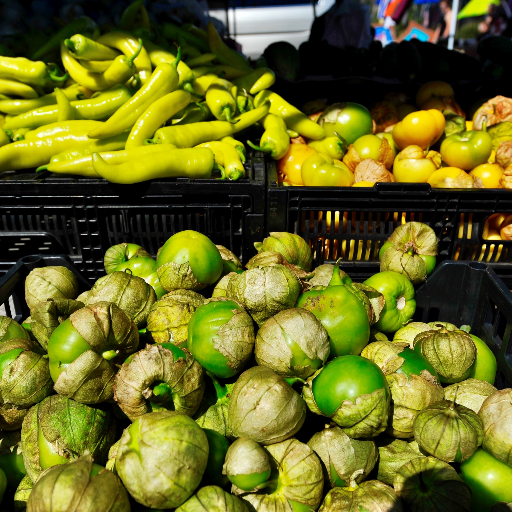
[312,355,389,417]
[222,260,242,275]
[229,469,271,491]
[0,467,6,505]
[144,272,166,299]
[156,230,223,287]
[353,134,383,160]
[468,334,497,385]
[286,332,324,371]
[38,420,68,469]
[363,272,416,333]
[203,428,230,488]
[319,102,373,145]
[461,449,512,512]
[297,285,370,358]
[187,300,243,378]
[379,241,436,275]
[396,347,439,380]
[47,318,91,382]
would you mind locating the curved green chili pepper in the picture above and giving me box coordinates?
[220,136,246,163]
[247,113,289,160]
[91,147,219,183]
[206,78,238,123]
[0,79,39,99]
[3,85,132,131]
[0,57,67,88]
[87,57,180,140]
[0,129,9,148]
[11,128,30,142]
[79,60,114,73]
[186,53,216,68]
[308,135,348,160]
[233,68,276,95]
[196,141,245,180]
[172,101,211,125]
[55,88,75,122]
[193,73,220,96]
[153,102,270,147]
[120,0,151,31]
[64,35,120,61]
[206,21,252,73]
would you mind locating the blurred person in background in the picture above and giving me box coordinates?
[478,3,507,37]
[433,0,453,42]
[309,0,373,49]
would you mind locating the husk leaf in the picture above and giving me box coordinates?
[388,221,438,256]
[444,378,497,413]
[213,273,238,298]
[376,437,424,485]
[254,232,313,271]
[229,366,306,445]
[380,246,427,285]
[360,341,408,375]
[14,474,32,511]
[351,283,385,325]
[393,322,431,348]
[157,261,206,291]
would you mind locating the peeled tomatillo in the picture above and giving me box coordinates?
[312,355,389,417]
[318,102,373,145]
[396,347,439,380]
[440,130,493,171]
[113,257,166,299]
[353,134,384,160]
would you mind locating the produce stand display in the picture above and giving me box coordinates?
[267,157,512,284]
[0,152,266,282]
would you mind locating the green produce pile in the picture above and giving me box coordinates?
[0,1,330,183]
[0,223,511,512]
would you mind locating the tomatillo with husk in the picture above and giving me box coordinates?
[0,403,29,432]
[25,266,79,311]
[203,429,230,488]
[77,271,156,328]
[0,431,27,489]
[413,399,483,463]
[444,378,497,413]
[104,242,151,274]
[255,308,330,378]
[0,317,29,342]
[113,343,205,421]
[379,222,438,284]
[216,245,243,275]
[245,251,314,281]
[308,264,352,287]
[308,425,377,488]
[48,302,139,403]
[297,280,370,358]
[187,298,255,379]
[176,485,250,512]
[303,355,390,438]
[0,337,53,409]
[21,394,116,483]
[146,289,205,346]
[212,272,238,298]
[254,232,313,271]
[194,373,235,438]
[319,473,402,512]
[228,366,306,445]
[317,102,373,145]
[228,265,302,327]
[376,438,424,486]
[115,410,209,509]
[223,437,271,491]
[414,328,477,384]
[156,230,223,292]
[393,321,431,348]
[479,388,512,467]
[364,271,416,333]
[27,453,130,512]
[113,257,166,299]
[232,438,324,512]
[29,298,84,350]
[394,456,471,512]
[461,449,512,512]
[14,474,32,511]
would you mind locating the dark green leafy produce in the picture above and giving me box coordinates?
[21,395,116,482]
[113,343,205,420]
[115,411,209,509]
[27,454,130,512]
[394,456,471,512]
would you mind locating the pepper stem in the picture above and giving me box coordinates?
[284,377,306,387]
[247,140,270,154]
[213,162,226,179]
[183,81,202,99]
[63,39,76,53]
[36,165,48,173]
[347,469,364,491]
[223,107,239,124]
[127,38,143,65]
[328,258,344,286]
[144,138,161,145]
[47,63,69,82]
[172,46,182,69]
[194,102,206,115]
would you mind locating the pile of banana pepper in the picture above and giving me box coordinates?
[0,2,302,183]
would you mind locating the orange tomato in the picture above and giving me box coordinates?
[277,144,317,186]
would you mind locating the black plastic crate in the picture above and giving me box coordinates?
[1,256,510,388]
[0,152,266,282]
[267,157,512,285]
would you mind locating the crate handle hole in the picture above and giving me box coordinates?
[468,262,487,271]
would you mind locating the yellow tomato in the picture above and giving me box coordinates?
[428,167,474,188]
[469,163,503,188]
[392,110,445,150]
[352,181,375,187]
[393,145,438,183]
[277,144,317,186]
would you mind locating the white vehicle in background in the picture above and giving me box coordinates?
[208,0,335,59]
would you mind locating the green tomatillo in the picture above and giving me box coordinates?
[187,298,255,379]
[303,355,390,438]
[440,130,493,171]
[113,257,166,299]
[203,428,230,488]
[363,271,416,333]
[0,317,30,342]
[317,102,373,145]
[467,333,497,384]
[156,230,223,292]
[104,242,151,274]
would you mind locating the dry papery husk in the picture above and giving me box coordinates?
[500,165,512,190]
[254,232,313,272]
[444,378,497,413]
[216,245,243,271]
[176,485,249,512]
[223,437,270,483]
[393,322,431,348]
[376,437,424,486]
[343,138,394,171]
[497,140,512,169]
[246,252,314,283]
[474,96,512,130]
[354,159,394,183]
